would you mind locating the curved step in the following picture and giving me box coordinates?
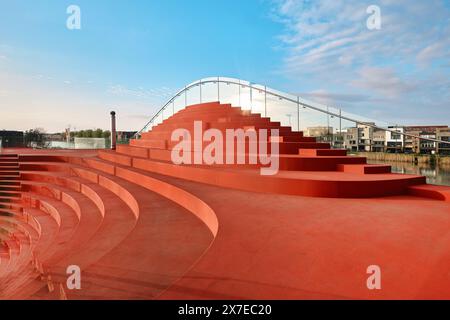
[114,155,424,198]
[18,155,219,299]
[22,208,59,265]
[408,184,450,202]
[0,226,36,297]
[20,192,80,263]
[26,183,104,261]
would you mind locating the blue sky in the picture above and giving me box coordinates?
[0,0,449,132]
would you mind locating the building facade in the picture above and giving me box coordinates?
[0,130,24,148]
[342,124,449,154]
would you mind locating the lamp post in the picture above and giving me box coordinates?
[110,111,117,150]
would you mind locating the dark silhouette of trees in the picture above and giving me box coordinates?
[24,128,49,148]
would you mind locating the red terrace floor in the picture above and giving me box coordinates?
[1,103,450,300]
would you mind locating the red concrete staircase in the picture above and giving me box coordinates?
[116,102,425,198]
[0,102,449,300]
[0,152,215,299]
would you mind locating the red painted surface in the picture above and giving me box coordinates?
[0,102,449,299]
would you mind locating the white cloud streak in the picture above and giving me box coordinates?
[108,84,174,99]
[271,0,450,124]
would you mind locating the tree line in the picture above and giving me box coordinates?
[70,129,111,139]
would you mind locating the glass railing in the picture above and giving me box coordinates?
[135,76,450,151]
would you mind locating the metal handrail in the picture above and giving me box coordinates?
[133,76,450,146]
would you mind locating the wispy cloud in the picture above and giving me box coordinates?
[351,66,416,98]
[107,85,174,100]
[298,90,371,104]
[271,0,450,124]
[417,41,450,64]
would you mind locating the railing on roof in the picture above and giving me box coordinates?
[134,76,450,148]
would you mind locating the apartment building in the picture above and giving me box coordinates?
[342,123,375,152]
[341,124,449,154]
[405,126,448,155]
[437,127,450,155]
[306,126,333,139]
[385,127,404,153]
[372,129,386,152]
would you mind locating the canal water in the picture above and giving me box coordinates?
[368,160,450,187]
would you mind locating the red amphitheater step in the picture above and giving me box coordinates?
[0,175,21,180]
[0,172,20,176]
[48,176,137,269]
[0,155,18,159]
[271,135,315,142]
[97,151,132,167]
[0,215,39,247]
[130,146,357,169]
[1,238,21,278]
[118,142,317,159]
[145,124,275,137]
[7,182,105,299]
[116,145,148,158]
[161,116,282,130]
[299,149,347,156]
[21,192,80,263]
[151,119,285,133]
[130,139,167,149]
[1,249,38,296]
[0,261,11,280]
[0,191,22,198]
[161,111,265,122]
[0,195,21,203]
[143,130,304,144]
[169,112,264,124]
[408,184,450,202]
[25,182,104,251]
[169,107,244,119]
[0,180,21,186]
[22,207,60,261]
[291,142,330,149]
[0,158,19,163]
[0,185,22,191]
[133,135,316,152]
[13,165,192,300]
[337,164,391,174]
[2,102,449,300]
[0,244,11,278]
[0,209,20,217]
[126,154,422,197]
[0,202,23,211]
[0,229,33,286]
[45,170,214,299]
[0,165,20,170]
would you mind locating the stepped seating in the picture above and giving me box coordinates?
[0,102,450,299]
[0,150,215,299]
[106,102,424,198]
[0,211,41,296]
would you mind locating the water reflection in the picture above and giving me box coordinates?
[368,160,450,187]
